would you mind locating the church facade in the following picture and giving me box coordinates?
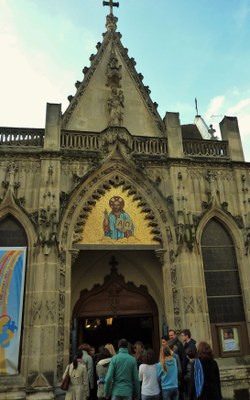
[0,7,249,400]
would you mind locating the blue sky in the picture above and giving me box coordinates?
[1,0,250,159]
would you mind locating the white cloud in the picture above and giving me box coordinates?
[226,99,250,117]
[205,96,225,120]
[204,90,250,161]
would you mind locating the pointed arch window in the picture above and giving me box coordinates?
[201,218,250,357]
[0,215,27,246]
[201,218,245,323]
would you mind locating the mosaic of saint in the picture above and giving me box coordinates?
[103,196,134,240]
[79,187,157,245]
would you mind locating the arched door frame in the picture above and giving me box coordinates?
[72,256,160,353]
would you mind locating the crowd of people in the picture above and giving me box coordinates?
[62,329,222,400]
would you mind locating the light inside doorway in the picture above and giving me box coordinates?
[77,315,154,352]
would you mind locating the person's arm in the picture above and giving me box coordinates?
[104,359,114,398]
[62,364,70,380]
[215,361,223,399]
[175,354,182,380]
[138,364,143,382]
[188,361,195,400]
[132,360,140,398]
[83,365,90,397]
[88,356,94,389]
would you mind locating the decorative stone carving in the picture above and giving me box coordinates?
[170,266,177,286]
[56,252,68,379]
[105,14,118,32]
[107,87,124,126]
[2,162,20,198]
[172,287,180,314]
[196,295,203,313]
[106,48,122,88]
[70,249,80,265]
[174,316,182,331]
[30,373,50,388]
[155,249,167,266]
[101,127,132,151]
[32,299,42,324]
[37,207,58,255]
[184,296,194,314]
[45,300,56,323]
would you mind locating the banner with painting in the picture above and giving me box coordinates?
[0,248,26,375]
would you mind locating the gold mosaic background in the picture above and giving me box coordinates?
[80,187,156,245]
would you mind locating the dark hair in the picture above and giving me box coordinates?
[141,348,157,365]
[181,329,191,338]
[186,347,197,359]
[161,335,168,341]
[118,338,128,348]
[168,329,176,334]
[73,351,82,369]
[96,348,111,362]
[197,341,214,360]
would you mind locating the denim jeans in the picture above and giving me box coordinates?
[162,388,179,400]
[141,395,161,400]
[111,396,133,400]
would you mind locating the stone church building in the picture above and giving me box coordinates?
[0,5,249,400]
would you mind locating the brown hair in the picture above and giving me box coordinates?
[197,341,214,360]
[141,348,157,365]
[78,343,91,354]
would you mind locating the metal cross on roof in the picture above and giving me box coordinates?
[103,0,119,15]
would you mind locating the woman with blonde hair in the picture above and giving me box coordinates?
[104,343,116,356]
[96,348,112,400]
[157,345,179,400]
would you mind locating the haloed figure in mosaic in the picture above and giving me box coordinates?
[103,196,134,240]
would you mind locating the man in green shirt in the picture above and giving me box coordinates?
[104,338,140,400]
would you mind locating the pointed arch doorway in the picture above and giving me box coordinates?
[72,256,160,354]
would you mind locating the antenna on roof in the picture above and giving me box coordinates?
[195,98,199,116]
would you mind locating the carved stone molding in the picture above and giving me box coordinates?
[32,299,43,324]
[60,165,168,246]
[106,48,122,88]
[37,207,58,255]
[56,250,68,379]
[196,295,203,313]
[183,296,194,314]
[31,298,56,325]
[154,249,167,266]
[70,249,80,266]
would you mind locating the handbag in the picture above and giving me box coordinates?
[61,366,71,391]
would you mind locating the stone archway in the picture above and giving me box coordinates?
[72,256,160,353]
